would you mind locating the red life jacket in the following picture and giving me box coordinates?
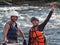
[29,27,45,45]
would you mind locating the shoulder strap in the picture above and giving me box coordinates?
[8,22,17,28]
[7,21,17,29]
[15,23,17,28]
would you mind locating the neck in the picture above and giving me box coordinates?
[11,21,16,25]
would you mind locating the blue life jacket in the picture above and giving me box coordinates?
[7,22,18,40]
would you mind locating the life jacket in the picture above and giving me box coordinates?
[7,22,18,40]
[29,26,45,45]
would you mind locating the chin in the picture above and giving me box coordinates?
[33,25,37,26]
[12,20,16,22]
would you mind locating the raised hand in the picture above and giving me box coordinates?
[51,5,55,11]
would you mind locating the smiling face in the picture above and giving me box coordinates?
[31,20,39,26]
[11,15,18,22]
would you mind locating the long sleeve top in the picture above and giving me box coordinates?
[28,10,53,45]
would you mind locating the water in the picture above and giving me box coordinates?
[0,6,60,45]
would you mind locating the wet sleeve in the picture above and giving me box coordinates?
[38,11,53,31]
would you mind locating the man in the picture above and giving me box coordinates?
[3,10,25,43]
[28,5,54,45]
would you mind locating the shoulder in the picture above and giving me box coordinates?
[6,21,11,25]
[5,21,11,25]
[4,21,11,28]
[29,27,33,32]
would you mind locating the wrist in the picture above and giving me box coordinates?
[23,36,25,40]
[23,38,26,40]
[4,37,8,42]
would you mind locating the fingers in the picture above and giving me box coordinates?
[4,40,8,43]
[4,39,8,43]
[51,5,55,11]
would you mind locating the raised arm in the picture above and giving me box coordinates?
[38,5,54,31]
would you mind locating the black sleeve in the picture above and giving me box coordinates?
[38,11,53,31]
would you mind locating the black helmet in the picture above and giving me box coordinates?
[31,17,39,22]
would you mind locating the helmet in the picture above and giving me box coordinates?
[31,17,39,22]
[8,10,19,17]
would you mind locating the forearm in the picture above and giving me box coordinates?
[44,10,53,24]
[4,24,10,40]
[21,33,25,40]
[40,10,53,27]
[20,31,25,40]
[4,31,8,40]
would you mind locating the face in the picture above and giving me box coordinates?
[11,16,18,22]
[31,20,39,26]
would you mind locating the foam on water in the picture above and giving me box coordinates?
[0,6,60,45]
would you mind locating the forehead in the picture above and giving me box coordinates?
[32,20,39,22]
[11,16,17,17]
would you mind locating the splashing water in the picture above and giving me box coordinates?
[0,6,60,45]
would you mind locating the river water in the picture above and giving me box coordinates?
[0,6,60,45]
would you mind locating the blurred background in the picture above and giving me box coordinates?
[0,0,60,45]
[0,0,60,6]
